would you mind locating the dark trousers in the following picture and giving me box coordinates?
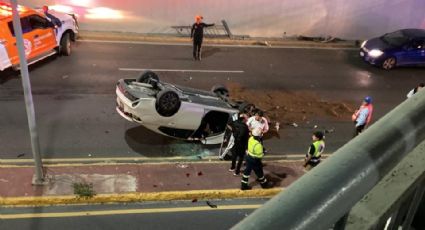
[241,155,266,188]
[193,38,202,59]
[230,145,245,174]
[354,124,365,137]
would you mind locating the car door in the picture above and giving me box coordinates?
[27,14,56,53]
[6,14,55,65]
[402,40,424,65]
[418,39,425,64]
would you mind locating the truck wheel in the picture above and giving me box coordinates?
[211,84,229,98]
[137,70,159,87]
[60,33,71,56]
[155,90,181,117]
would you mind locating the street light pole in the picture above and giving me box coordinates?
[10,0,44,184]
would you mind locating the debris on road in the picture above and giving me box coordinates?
[16,153,25,158]
[206,201,218,208]
[227,83,355,128]
[176,163,189,169]
[192,198,198,203]
[197,171,203,176]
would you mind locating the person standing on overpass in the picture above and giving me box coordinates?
[191,15,214,61]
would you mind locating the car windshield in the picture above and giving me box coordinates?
[381,31,410,46]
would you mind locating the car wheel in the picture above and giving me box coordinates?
[60,33,71,56]
[238,102,256,115]
[137,70,159,84]
[155,90,181,117]
[382,57,396,70]
[211,85,229,98]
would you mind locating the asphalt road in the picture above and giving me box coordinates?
[0,199,266,230]
[0,41,423,160]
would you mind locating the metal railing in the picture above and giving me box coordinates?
[232,88,425,230]
[171,20,233,38]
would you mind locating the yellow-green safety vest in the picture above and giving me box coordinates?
[312,140,325,158]
[247,136,263,158]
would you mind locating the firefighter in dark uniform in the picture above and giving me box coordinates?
[241,128,272,190]
[191,15,214,60]
[228,114,249,176]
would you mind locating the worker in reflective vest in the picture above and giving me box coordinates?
[304,131,325,171]
[241,128,272,190]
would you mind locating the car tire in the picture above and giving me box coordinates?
[60,33,71,56]
[211,85,229,98]
[238,102,256,115]
[382,57,396,70]
[155,89,181,117]
[137,70,159,83]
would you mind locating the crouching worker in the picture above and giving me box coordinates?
[304,131,325,171]
[241,128,272,190]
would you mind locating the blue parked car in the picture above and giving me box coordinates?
[360,29,425,70]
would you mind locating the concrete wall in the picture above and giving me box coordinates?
[21,0,425,39]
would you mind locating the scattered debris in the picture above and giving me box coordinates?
[192,198,198,203]
[62,75,69,79]
[313,125,318,129]
[197,171,203,176]
[206,201,218,208]
[105,130,109,134]
[186,173,190,177]
[325,128,335,133]
[275,122,280,132]
[0,179,9,183]
[153,184,158,187]
[176,163,189,169]
[88,154,92,157]
[227,83,355,127]
[187,183,191,186]
[16,153,25,158]
[292,123,298,128]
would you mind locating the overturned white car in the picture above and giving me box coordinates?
[115,71,255,145]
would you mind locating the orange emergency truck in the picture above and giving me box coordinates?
[0,2,78,71]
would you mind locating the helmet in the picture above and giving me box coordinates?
[195,15,203,21]
[364,96,372,104]
[252,128,262,137]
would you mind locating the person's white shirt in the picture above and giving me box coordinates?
[246,116,269,134]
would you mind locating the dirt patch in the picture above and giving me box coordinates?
[227,83,356,124]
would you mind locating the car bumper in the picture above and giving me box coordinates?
[116,88,142,123]
[359,49,385,66]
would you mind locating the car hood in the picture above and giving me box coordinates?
[364,37,393,51]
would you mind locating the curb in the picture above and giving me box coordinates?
[77,30,357,49]
[0,154,320,166]
[0,188,282,207]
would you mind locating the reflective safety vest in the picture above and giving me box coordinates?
[247,136,264,158]
[311,140,325,161]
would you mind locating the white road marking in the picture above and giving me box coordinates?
[119,68,244,73]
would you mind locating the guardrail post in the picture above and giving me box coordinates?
[221,20,233,39]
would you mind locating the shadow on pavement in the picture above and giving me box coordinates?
[124,126,219,158]
[0,69,19,84]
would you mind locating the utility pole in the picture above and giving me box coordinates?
[10,0,44,184]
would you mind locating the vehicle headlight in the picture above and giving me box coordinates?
[361,40,367,48]
[368,49,384,58]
